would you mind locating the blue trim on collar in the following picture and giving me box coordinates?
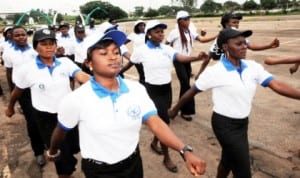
[146,41,162,49]
[220,55,247,72]
[90,76,129,102]
[61,34,70,38]
[76,38,83,43]
[35,55,61,69]
[13,43,31,52]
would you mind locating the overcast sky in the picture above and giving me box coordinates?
[0,0,256,14]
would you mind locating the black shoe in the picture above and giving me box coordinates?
[180,114,193,121]
[163,160,178,173]
[150,143,163,155]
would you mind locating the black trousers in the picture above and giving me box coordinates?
[33,108,79,175]
[173,60,195,115]
[144,83,172,124]
[211,112,251,178]
[18,88,45,156]
[82,147,143,178]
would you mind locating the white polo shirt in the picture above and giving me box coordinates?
[57,76,157,164]
[2,44,37,83]
[127,32,145,49]
[56,34,76,56]
[166,27,199,56]
[14,56,81,113]
[130,41,177,85]
[74,38,86,64]
[195,55,274,119]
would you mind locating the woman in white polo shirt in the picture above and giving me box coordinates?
[130,19,209,173]
[166,10,216,122]
[47,30,206,177]
[5,28,90,178]
[169,28,300,178]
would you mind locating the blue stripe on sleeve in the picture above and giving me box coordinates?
[172,52,178,61]
[58,121,73,131]
[261,76,274,87]
[142,110,158,122]
[71,69,81,78]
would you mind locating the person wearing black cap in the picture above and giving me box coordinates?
[47,29,206,177]
[73,24,87,70]
[56,21,75,61]
[195,11,280,79]
[5,28,90,178]
[130,19,209,173]
[169,27,300,178]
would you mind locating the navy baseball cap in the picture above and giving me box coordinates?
[87,30,127,49]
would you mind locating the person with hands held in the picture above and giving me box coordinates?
[47,29,206,178]
[169,28,300,178]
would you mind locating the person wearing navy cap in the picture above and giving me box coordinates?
[47,29,207,177]
[5,28,90,178]
[169,28,300,178]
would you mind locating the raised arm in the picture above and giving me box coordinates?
[267,79,300,99]
[264,56,300,65]
[248,38,279,51]
[176,51,209,63]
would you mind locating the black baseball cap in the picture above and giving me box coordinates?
[221,12,243,28]
[33,28,56,42]
[217,28,252,49]
[58,21,70,29]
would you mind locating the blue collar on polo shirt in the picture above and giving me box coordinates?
[221,54,247,74]
[61,34,70,38]
[35,55,61,74]
[13,43,31,52]
[146,40,162,49]
[91,76,129,102]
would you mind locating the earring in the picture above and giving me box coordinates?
[148,35,151,39]
[89,67,93,71]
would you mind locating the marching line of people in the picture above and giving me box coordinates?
[0,10,299,178]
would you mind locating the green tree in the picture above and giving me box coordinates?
[158,6,175,16]
[79,1,127,20]
[224,1,241,11]
[180,0,196,7]
[242,0,258,10]
[261,0,276,9]
[134,6,144,17]
[144,8,159,18]
[200,0,222,14]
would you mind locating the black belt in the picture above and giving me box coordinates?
[83,146,139,166]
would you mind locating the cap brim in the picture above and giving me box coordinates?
[36,37,57,41]
[100,30,126,47]
[87,30,127,48]
[240,30,252,38]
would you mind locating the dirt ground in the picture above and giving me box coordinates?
[0,15,300,178]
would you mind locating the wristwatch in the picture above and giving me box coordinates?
[179,145,193,161]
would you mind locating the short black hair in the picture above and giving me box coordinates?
[221,12,243,28]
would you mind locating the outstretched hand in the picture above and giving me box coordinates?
[198,52,209,61]
[289,64,299,74]
[270,38,280,48]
